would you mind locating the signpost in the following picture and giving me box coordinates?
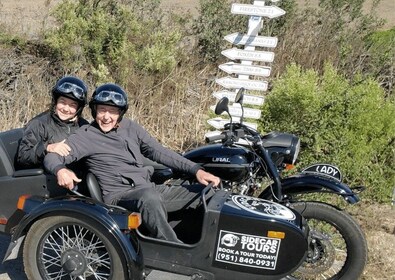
[216,77,268,91]
[210,104,262,119]
[231,3,286,18]
[212,90,264,106]
[224,32,278,48]
[207,118,258,130]
[219,62,271,77]
[221,48,274,62]
[208,1,285,131]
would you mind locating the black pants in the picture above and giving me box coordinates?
[113,184,205,242]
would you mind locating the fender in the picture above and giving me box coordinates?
[3,195,143,279]
[259,173,362,204]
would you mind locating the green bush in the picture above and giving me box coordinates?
[364,27,395,96]
[272,0,388,93]
[193,0,248,63]
[44,0,183,82]
[260,63,395,202]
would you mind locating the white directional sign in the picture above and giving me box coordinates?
[231,4,286,18]
[225,33,278,48]
[222,48,274,62]
[207,118,258,130]
[229,104,261,119]
[212,90,265,106]
[216,77,268,91]
[210,105,261,119]
[219,62,271,77]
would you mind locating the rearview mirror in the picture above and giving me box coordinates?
[215,97,230,115]
[235,88,245,105]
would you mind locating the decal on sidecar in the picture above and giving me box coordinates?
[301,163,342,181]
[232,195,296,220]
[214,230,281,270]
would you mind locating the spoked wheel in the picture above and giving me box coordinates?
[289,202,367,280]
[23,215,127,280]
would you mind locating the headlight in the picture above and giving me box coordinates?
[290,137,300,165]
[263,133,300,166]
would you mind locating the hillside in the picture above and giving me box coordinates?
[0,0,394,37]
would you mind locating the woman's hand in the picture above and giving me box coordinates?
[47,140,71,156]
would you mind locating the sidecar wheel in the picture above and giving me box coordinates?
[23,215,127,280]
[290,202,367,280]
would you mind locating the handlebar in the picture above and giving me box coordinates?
[69,185,85,197]
[206,123,261,145]
[201,182,215,212]
[205,133,226,143]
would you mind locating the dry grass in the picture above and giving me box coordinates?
[0,46,215,151]
[349,202,395,279]
[0,48,53,130]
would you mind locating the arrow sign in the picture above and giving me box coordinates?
[207,118,232,129]
[210,105,261,119]
[222,48,274,62]
[216,77,268,91]
[212,90,265,106]
[225,33,278,48]
[231,4,286,18]
[219,62,271,77]
[207,118,258,130]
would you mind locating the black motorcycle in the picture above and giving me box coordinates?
[0,90,367,279]
[151,89,368,279]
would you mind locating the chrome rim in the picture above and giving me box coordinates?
[39,224,112,280]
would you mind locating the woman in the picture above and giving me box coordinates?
[17,76,89,168]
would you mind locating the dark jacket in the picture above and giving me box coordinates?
[44,118,201,203]
[17,111,88,168]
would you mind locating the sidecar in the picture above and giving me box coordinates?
[0,128,309,280]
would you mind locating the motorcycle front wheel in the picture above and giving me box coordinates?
[23,215,127,280]
[288,202,367,280]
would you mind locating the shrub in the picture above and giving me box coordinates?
[44,0,184,82]
[260,63,395,202]
[193,0,248,63]
[364,27,395,96]
[272,0,388,93]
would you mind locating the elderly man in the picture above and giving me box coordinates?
[44,83,220,242]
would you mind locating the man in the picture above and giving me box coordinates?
[17,76,89,168]
[44,83,220,242]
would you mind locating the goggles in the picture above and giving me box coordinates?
[58,82,86,101]
[94,90,127,107]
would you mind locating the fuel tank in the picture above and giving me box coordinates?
[183,144,254,182]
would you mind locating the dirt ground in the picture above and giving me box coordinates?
[0,0,394,279]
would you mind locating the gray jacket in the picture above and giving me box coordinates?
[44,118,201,203]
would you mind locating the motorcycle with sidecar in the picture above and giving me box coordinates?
[0,94,367,279]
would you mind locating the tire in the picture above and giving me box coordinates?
[23,215,127,280]
[288,202,367,280]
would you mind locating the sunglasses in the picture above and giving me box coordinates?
[94,90,127,106]
[58,82,85,101]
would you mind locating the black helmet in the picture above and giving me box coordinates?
[89,83,128,119]
[52,76,88,113]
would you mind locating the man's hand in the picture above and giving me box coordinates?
[47,140,71,156]
[56,168,81,190]
[196,169,220,187]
